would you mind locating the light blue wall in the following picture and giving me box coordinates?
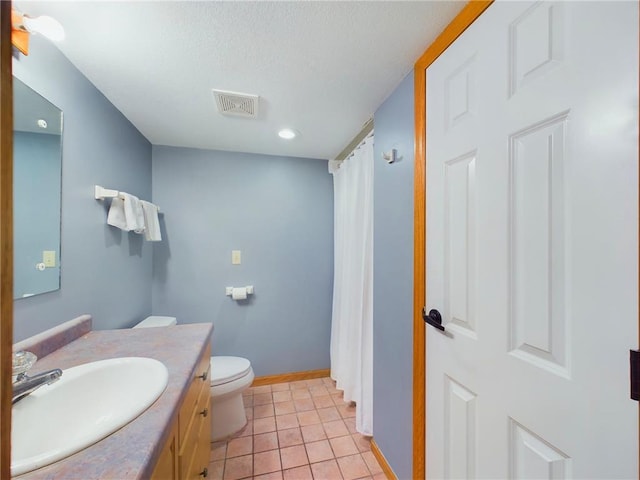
[13,132,61,298]
[10,37,333,377]
[373,72,414,479]
[12,36,153,341]
[11,32,415,478]
[151,146,333,376]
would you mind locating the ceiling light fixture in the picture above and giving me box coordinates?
[11,8,65,56]
[278,128,297,140]
[23,15,65,42]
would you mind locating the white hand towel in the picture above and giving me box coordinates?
[107,193,145,232]
[121,193,145,233]
[133,198,145,234]
[141,200,162,241]
[107,197,127,230]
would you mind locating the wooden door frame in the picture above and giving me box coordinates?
[0,1,14,478]
[412,2,492,478]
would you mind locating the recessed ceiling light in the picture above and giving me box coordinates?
[278,128,297,140]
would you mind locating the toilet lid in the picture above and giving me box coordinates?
[210,356,252,386]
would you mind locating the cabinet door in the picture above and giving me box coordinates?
[180,345,212,479]
[192,393,212,479]
[150,423,178,480]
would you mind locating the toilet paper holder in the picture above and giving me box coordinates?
[225,286,254,297]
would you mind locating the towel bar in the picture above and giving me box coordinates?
[94,185,118,200]
[94,185,161,212]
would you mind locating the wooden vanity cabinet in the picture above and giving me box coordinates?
[150,422,179,480]
[151,345,211,480]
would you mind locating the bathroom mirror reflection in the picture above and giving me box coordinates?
[13,78,63,299]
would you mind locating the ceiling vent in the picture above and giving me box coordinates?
[212,89,259,118]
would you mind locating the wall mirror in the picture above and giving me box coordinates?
[13,78,63,299]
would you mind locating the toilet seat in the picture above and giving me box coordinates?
[210,356,251,386]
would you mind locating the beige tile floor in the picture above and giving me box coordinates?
[209,377,385,480]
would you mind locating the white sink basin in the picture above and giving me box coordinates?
[11,357,169,476]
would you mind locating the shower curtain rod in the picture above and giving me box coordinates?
[335,118,374,161]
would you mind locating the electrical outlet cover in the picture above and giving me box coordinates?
[43,250,56,268]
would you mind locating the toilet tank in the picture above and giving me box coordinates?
[133,316,177,328]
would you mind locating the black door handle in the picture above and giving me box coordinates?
[422,308,445,332]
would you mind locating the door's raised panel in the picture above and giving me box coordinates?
[445,55,476,130]
[444,376,477,479]
[509,419,570,479]
[508,112,569,377]
[509,2,564,96]
[444,152,477,338]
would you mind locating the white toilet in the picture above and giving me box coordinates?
[133,316,255,441]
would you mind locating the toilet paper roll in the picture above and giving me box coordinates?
[231,287,247,300]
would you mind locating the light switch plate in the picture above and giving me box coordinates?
[43,250,56,268]
[232,250,241,265]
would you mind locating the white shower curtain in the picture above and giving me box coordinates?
[329,134,373,436]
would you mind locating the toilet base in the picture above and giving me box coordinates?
[210,367,254,442]
[211,390,248,441]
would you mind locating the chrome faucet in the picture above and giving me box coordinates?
[12,351,63,404]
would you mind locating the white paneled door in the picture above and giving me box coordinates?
[425,1,638,478]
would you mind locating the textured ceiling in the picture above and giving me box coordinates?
[16,1,464,160]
